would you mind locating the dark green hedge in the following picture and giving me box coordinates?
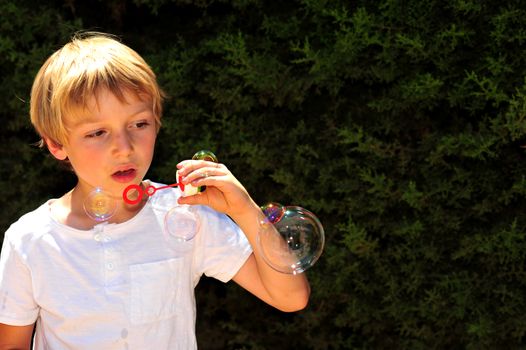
[2,0,526,348]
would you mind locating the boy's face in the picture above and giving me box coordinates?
[49,88,157,198]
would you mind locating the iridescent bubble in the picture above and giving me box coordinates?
[192,150,218,163]
[261,202,285,224]
[164,205,200,248]
[83,187,117,222]
[257,206,324,275]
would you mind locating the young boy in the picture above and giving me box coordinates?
[0,33,309,349]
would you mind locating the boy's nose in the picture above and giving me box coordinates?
[112,131,134,156]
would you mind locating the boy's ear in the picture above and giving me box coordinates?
[44,138,68,160]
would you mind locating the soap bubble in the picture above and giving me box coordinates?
[260,202,285,224]
[164,205,200,249]
[191,150,218,193]
[192,150,218,162]
[257,206,324,275]
[83,187,117,222]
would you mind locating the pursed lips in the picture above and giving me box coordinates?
[111,167,137,183]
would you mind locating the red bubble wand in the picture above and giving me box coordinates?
[123,176,185,205]
[123,150,218,205]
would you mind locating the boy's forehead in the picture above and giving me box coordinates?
[63,93,152,128]
[62,110,99,130]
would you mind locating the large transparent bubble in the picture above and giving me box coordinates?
[83,187,117,222]
[257,205,324,275]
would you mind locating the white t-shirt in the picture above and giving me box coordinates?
[0,181,252,349]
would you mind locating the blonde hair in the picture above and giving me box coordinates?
[30,32,164,147]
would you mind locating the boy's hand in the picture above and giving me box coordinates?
[176,160,256,218]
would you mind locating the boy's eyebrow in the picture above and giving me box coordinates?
[70,107,153,127]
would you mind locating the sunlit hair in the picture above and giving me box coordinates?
[30,32,164,147]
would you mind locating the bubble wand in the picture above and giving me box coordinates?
[122,150,218,205]
[122,179,185,205]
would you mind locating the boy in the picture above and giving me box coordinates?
[0,33,309,349]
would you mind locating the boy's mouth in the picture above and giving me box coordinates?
[112,168,137,183]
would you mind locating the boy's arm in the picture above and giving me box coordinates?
[177,161,311,312]
[230,201,310,312]
[232,253,310,312]
[0,323,34,350]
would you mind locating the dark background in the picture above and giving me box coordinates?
[2,0,526,348]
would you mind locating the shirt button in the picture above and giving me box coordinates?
[106,263,114,270]
[94,234,102,242]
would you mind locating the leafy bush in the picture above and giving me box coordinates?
[2,0,526,348]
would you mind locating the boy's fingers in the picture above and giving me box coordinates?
[182,167,225,185]
[176,160,216,177]
[177,192,211,207]
[178,159,223,170]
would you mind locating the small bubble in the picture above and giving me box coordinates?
[261,202,285,224]
[164,206,200,244]
[192,150,218,162]
[83,187,117,221]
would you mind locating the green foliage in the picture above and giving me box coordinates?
[0,0,81,238]
[2,0,526,348]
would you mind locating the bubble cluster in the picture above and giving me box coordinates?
[257,205,324,275]
[83,187,117,222]
[164,205,200,250]
[116,150,325,272]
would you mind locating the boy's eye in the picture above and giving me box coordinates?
[134,121,150,129]
[85,130,105,138]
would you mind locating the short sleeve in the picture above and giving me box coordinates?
[0,229,39,326]
[193,207,252,284]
